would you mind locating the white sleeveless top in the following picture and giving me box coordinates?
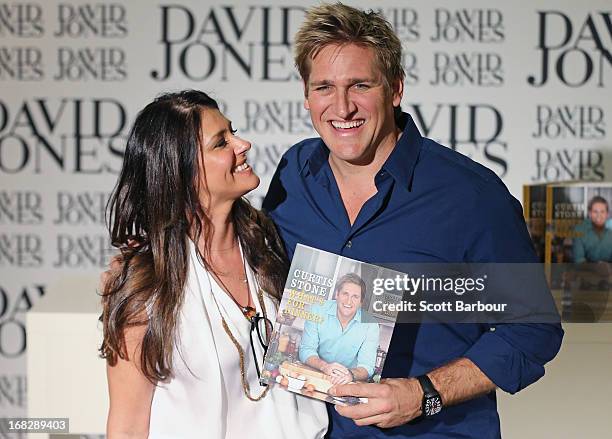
[148,241,328,439]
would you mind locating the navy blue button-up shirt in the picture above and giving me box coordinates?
[263,113,563,438]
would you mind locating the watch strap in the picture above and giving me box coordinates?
[416,374,443,417]
[416,374,437,396]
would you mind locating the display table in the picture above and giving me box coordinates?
[499,323,612,438]
[26,275,107,438]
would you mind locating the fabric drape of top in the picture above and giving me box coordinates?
[148,240,328,439]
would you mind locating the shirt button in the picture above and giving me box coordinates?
[346,240,353,248]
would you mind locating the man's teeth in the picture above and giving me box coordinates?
[331,120,364,129]
[234,163,249,172]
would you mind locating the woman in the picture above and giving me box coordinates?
[100,90,327,438]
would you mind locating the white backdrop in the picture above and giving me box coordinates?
[0,0,610,422]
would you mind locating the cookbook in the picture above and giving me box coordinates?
[523,183,547,262]
[545,182,612,267]
[260,244,405,405]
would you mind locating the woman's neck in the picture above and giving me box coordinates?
[208,208,236,252]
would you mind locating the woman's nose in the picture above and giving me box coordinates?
[233,135,251,155]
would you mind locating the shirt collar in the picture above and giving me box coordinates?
[382,112,422,191]
[301,139,328,179]
[302,112,422,191]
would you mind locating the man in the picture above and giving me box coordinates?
[299,273,380,384]
[573,196,612,263]
[263,3,563,438]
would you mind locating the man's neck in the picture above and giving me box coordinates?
[328,126,401,184]
[337,312,353,330]
[329,126,402,225]
[594,224,606,236]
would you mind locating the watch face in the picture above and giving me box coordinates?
[424,396,442,416]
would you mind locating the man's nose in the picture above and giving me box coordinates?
[335,90,357,119]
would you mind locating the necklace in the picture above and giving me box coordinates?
[201,248,270,402]
[209,255,254,320]
[215,270,248,284]
[217,288,270,402]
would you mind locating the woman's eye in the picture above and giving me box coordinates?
[215,139,228,148]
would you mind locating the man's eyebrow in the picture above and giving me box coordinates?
[309,78,376,86]
[309,79,333,87]
[347,77,374,84]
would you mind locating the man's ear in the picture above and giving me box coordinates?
[392,77,404,107]
[303,80,310,110]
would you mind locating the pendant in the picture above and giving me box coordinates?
[241,306,257,320]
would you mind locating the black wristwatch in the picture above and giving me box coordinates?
[416,375,443,417]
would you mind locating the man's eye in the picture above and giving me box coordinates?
[355,83,370,90]
[315,85,330,92]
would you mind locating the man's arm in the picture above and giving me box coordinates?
[573,235,586,263]
[332,182,564,427]
[298,311,321,364]
[331,357,494,428]
[353,322,380,380]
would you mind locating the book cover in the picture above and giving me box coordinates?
[260,244,404,405]
[523,183,547,262]
[545,182,612,266]
[544,182,612,322]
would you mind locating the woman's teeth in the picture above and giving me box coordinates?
[234,163,249,172]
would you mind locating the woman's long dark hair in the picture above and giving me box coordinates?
[100,90,288,383]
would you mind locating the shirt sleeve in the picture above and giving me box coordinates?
[262,153,298,259]
[262,155,286,218]
[573,235,586,263]
[299,312,321,363]
[355,323,380,378]
[462,180,564,394]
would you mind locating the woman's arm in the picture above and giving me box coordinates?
[106,324,155,439]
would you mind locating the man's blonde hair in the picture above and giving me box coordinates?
[294,2,404,94]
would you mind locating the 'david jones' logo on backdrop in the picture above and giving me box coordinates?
[531,104,606,181]
[528,10,611,87]
[0,3,128,81]
[429,8,504,87]
[408,103,508,177]
[0,3,44,81]
[0,98,128,174]
[54,3,127,81]
[149,5,422,83]
[150,5,306,82]
[0,3,43,37]
[377,6,420,85]
[0,284,45,359]
[533,148,605,181]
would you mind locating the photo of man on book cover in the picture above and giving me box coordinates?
[298,272,380,385]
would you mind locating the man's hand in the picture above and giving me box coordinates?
[321,362,352,384]
[330,378,423,428]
